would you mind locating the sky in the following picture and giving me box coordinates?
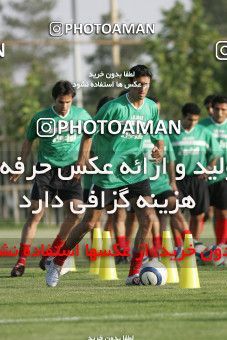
[52,0,191,81]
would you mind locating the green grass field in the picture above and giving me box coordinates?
[1,227,227,340]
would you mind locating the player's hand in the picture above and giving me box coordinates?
[151,146,163,164]
[73,161,84,181]
[197,173,208,180]
[170,181,178,193]
[10,174,22,183]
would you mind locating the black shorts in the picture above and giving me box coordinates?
[83,188,90,203]
[177,176,209,216]
[155,190,175,204]
[209,179,227,210]
[31,163,83,202]
[154,190,175,213]
[89,179,151,210]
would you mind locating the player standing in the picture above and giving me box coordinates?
[200,95,227,245]
[169,103,222,241]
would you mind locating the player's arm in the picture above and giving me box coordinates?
[167,160,178,192]
[74,134,92,181]
[198,130,223,179]
[10,138,33,183]
[197,157,220,180]
[150,104,164,163]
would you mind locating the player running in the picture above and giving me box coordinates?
[10,80,91,277]
[45,64,164,287]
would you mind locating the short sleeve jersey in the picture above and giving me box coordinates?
[92,94,162,188]
[26,105,91,167]
[200,117,227,184]
[143,134,175,195]
[169,123,222,175]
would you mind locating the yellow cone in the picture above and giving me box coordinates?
[99,231,118,280]
[161,230,179,283]
[89,227,102,275]
[179,234,200,289]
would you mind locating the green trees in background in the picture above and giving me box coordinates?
[201,0,227,95]
[84,13,146,113]
[146,0,221,118]
[0,0,226,136]
[0,0,69,140]
[201,0,227,36]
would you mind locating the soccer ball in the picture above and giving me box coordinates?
[194,242,207,265]
[204,245,225,267]
[139,259,167,286]
[195,242,225,266]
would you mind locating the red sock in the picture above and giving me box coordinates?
[148,235,162,258]
[199,218,205,235]
[116,235,126,250]
[17,243,31,266]
[50,234,65,254]
[215,218,227,244]
[54,243,71,266]
[181,229,191,239]
[153,235,162,251]
[148,246,158,258]
[128,248,144,276]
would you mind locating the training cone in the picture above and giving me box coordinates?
[179,234,200,289]
[60,254,77,276]
[89,227,103,275]
[99,231,118,280]
[161,230,179,283]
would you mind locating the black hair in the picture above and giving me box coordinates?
[129,65,152,82]
[182,103,201,116]
[212,95,227,107]
[96,96,114,113]
[52,80,76,99]
[203,94,216,106]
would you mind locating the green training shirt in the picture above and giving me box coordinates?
[92,94,162,188]
[143,134,175,195]
[200,117,227,184]
[169,123,222,176]
[26,105,91,167]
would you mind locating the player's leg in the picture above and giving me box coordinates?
[45,207,102,287]
[214,208,227,244]
[156,192,190,256]
[58,199,83,239]
[111,207,129,264]
[166,195,190,233]
[190,178,209,241]
[179,176,209,241]
[148,214,161,259]
[190,213,205,241]
[39,198,83,270]
[39,175,84,270]
[11,200,45,277]
[209,180,227,245]
[125,207,138,250]
[104,214,113,234]
[127,195,159,284]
